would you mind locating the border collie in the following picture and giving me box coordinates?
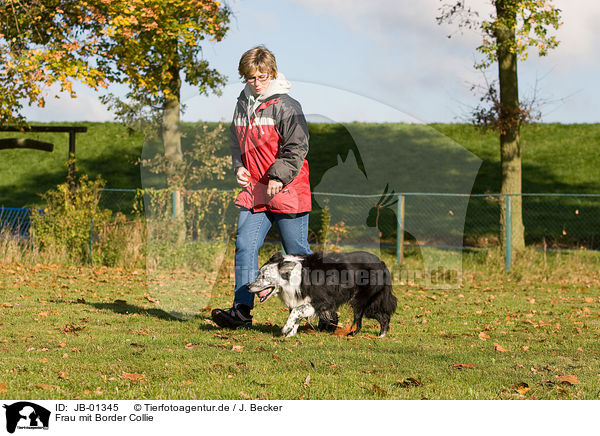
[248,251,397,337]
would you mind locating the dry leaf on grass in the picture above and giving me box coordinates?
[61,324,87,334]
[303,374,311,387]
[512,382,530,395]
[452,363,476,370]
[371,384,387,397]
[556,375,579,385]
[478,332,490,341]
[0,383,7,393]
[494,343,507,352]
[397,377,423,387]
[120,372,146,383]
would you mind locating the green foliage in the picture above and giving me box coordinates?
[0,1,230,126]
[437,0,562,69]
[31,174,112,262]
[142,123,229,190]
[0,1,107,125]
[90,0,231,121]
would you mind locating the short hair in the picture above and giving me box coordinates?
[238,46,278,81]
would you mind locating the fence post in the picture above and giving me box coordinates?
[89,216,94,261]
[172,190,178,219]
[505,194,512,272]
[396,194,405,265]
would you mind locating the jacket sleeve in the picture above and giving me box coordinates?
[229,119,244,174]
[267,97,309,185]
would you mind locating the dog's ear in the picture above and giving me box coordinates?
[279,261,298,281]
[268,251,284,264]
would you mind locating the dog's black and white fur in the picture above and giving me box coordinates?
[248,251,397,337]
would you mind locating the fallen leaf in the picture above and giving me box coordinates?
[303,374,311,387]
[333,324,354,336]
[145,295,160,304]
[371,384,387,397]
[231,345,244,352]
[452,363,476,370]
[121,372,146,383]
[1,303,13,308]
[37,384,60,391]
[512,382,530,395]
[478,331,490,341]
[272,353,280,361]
[58,371,69,380]
[494,343,507,352]
[397,377,423,387]
[61,324,87,334]
[0,383,6,393]
[556,375,579,385]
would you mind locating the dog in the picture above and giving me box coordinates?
[248,251,397,337]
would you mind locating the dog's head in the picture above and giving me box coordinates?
[248,252,304,303]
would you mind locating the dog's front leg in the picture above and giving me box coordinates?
[281,304,315,337]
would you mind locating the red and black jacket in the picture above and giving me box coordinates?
[230,88,312,214]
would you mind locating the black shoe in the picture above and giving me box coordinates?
[211,304,253,329]
[318,312,339,332]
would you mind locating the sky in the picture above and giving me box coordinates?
[23,0,600,124]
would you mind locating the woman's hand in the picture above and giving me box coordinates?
[236,166,251,187]
[267,179,283,197]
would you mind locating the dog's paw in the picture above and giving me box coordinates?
[282,324,298,337]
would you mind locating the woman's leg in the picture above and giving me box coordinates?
[273,212,312,256]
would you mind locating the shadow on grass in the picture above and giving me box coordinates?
[195,317,285,336]
[84,301,187,322]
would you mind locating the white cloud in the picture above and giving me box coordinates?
[22,83,115,123]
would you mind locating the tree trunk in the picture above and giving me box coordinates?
[162,39,186,242]
[495,0,525,255]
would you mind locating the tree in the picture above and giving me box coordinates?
[437,0,562,254]
[82,0,230,220]
[0,1,107,125]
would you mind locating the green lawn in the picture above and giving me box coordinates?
[1,247,598,400]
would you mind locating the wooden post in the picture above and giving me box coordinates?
[396,194,405,265]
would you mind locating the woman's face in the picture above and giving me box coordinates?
[246,70,272,96]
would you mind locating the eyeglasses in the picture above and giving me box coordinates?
[245,74,270,84]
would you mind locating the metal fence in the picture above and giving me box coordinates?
[4,189,599,270]
[0,207,42,237]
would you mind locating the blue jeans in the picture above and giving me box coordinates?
[233,208,312,309]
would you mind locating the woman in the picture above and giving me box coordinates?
[211,46,335,331]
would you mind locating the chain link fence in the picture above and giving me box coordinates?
[3,189,599,269]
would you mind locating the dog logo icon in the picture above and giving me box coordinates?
[3,402,50,433]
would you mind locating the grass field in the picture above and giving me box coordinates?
[1,122,599,400]
[1,246,599,400]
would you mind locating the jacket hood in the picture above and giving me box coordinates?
[244,73,291,121]
[243,72,291,101]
